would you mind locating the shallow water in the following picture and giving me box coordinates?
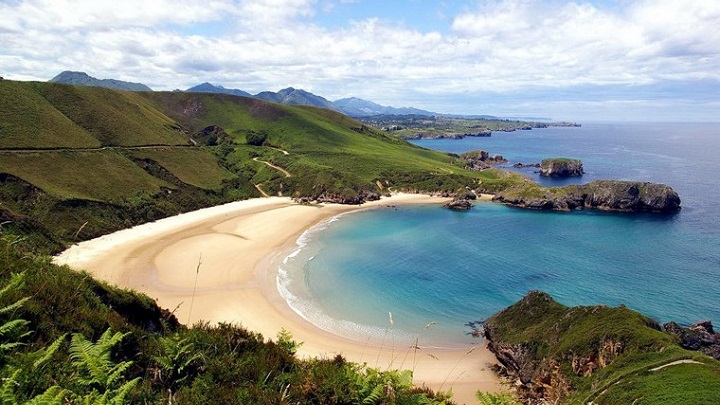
[279,122,720,347]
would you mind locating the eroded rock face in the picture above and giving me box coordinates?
[539,158,584,177]
[493,180,681,213]
[443,199,473,210]
[461,150,507,171]
[663,320,720,360]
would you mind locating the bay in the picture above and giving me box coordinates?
[279,122,720,347]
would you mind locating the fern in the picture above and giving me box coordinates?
[0,370,21,405]
[475,391,522,405]
[32,334,67,369]
[0,273,32,355]
[153,334,202,389]
[362,384,385,404]
[24,386,65,405]
[69,329,132,390]
[69,327,140,403]
[0,370,65,405]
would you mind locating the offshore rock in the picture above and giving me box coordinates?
[663,320,720,360]
[444,199,474,211]
[539,158,584,177]
[493,180,681,213]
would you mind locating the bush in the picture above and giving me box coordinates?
[246,131,268,146]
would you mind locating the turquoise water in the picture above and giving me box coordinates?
[279,122,720,347]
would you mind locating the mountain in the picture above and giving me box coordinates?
[49,70,152,91]
[333,97,435,117]
[182,82,434,117]
[185,82,252,97]
[254,87,338,110]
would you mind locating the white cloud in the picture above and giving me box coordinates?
[0,0,718,120]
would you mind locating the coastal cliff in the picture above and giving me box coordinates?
[539,158,584,177]
[482,291,720,404]
[492,180,681,213]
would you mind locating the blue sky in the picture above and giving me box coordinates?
[1,0,719,121]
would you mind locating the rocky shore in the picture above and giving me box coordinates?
[492,180,681,213]
[481,291,720,404]
[539,158,584,177]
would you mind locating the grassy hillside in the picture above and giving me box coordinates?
[483,291,720,404]
[0,80,523,253]
[0,233,452,405]
[0,80,101,149]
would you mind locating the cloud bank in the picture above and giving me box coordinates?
[1,0,718,120]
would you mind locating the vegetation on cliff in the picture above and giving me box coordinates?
[483,291,720,404]
[0,233,452,404]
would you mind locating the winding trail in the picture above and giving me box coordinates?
[254,184,270,198]
[253,157,292,178]
[649,359,702,372]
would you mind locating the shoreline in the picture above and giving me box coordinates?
[54,193,503,403]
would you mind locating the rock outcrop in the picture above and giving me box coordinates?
[461,150,506,171]
[481,291,690,404]
[663,321,720,360]
[539,158,584,177]
[493,180,681,213]
[444,191,476,210]
[444,199,473,211]
[513,162,541,168]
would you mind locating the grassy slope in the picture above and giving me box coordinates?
[0,236,450,405]
[127,148,235,191]
[0,150,170,200]
[140,91,522,197]
[0,81,522,253]
[485,291,720,404]
[0,80,101,148]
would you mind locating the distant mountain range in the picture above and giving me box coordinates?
[50,71,152,92]
[49,71,438,117]
[185,82,435,117]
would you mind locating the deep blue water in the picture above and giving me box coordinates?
[279,122,720,347]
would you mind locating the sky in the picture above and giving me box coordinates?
[1,0,719,121]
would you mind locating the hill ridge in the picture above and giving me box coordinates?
[50,70,152,91]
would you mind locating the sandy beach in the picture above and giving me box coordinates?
[54,194,502,404]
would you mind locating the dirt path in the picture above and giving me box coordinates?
[649,359,702,372]
[254,184,270,197]
[253,157,291,177]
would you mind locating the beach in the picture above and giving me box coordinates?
[54,194,502,403]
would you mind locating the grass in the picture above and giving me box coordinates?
[0,150,169,201]
[0,80,101,149]
[127,147,236,190]
[0,234,452,404]
[33,82,187,146]
[484,291,720,404]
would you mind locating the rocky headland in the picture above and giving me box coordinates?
[492,180,681,213]
[663,320,720,360]
[482,291,720,404]
[402,130,492,140]
[539,158,584,177]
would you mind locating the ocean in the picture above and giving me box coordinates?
[278,122,720,347]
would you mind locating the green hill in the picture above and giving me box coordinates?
[0,78,704,404]
[483,291,720,404]
[0,79,520,253]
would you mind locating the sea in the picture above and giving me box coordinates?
[278,122,720,347]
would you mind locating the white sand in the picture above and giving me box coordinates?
[54,194,503,404]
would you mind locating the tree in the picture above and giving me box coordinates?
[246,130,268,146]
